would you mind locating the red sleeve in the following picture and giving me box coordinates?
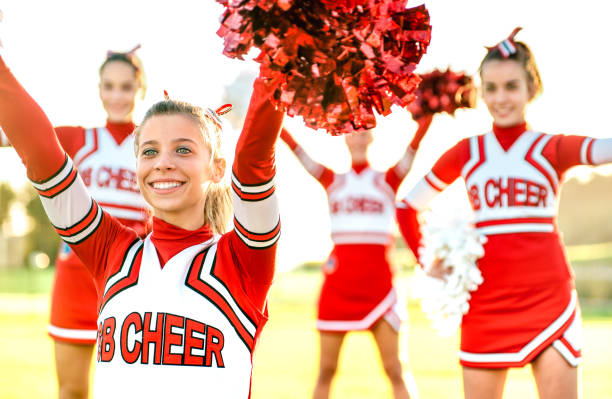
[233,77,283,183]
[73,212,140,289]
[229,76,284,310]
[396,201,422,264]
[280,127,298,150]
[431,138,471,185]
[54,126,86,159]
[385,168,403,193]
[0,55,65,182]
[541,135,589,177]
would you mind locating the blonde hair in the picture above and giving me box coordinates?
[133,100,232,234]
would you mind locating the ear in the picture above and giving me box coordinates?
[527,81,537,101]
[210,158,226,184]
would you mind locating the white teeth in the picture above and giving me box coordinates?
[152,181,181,189]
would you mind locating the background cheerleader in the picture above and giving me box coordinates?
[396,28,612,399]
[280,116,431,399]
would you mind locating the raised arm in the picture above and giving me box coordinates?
[0,56,65,180]
[396,138,468,261]
[280,127,335,188]
[229,76,284,308]
[386,114,433,192]
[542,134,612,176]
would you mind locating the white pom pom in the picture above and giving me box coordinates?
[411,208,485,337]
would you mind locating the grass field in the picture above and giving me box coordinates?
[1,267,611,398]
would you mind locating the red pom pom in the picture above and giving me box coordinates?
[408,68,477,121]
[217,0,431,135]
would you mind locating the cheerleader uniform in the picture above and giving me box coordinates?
[0,56,283,397]
[281,128,417,332]
[396,122,612,368]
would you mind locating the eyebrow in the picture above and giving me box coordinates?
[485,78,522,85]
[140,137,198,147]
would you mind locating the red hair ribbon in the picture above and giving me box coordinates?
[205,104,232,131]
[163,90,170,101]
[487,27,522,58]
[215,104,232,116]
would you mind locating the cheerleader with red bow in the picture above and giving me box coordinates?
[396,28,612,399]
[0,40,283,398]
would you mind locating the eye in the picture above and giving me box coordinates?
[176,146,191,154]
[506,80,520,91]
[122,83,136,92]
[142,148,157,157]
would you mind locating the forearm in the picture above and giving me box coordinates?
[233,77,284,184]
[281,127,334,187]
[231,76,282,280]
[396,200,422,261]
[0,56,65,181]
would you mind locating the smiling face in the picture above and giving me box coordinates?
[135,114,225,230]
[480,59,534,127]
[99,60,140,123]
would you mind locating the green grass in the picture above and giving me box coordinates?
[0,267,54,294]
[1,269,611,398]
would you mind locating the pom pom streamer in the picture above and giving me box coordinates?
[216,0,431,135]
[408,68,476,121]
[411,210,486,337]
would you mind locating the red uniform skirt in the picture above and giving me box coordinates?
[316,244,401,332]
[48,243,98,344]
[458,233,582,368]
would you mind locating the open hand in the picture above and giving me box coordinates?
[425,257,452,281]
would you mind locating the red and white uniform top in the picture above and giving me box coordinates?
[67,124,147,223]
[399,123,612,278]
[281,128,415,246]
[327,167,397,245]
[0,56,283,398]
[459,130,559,235]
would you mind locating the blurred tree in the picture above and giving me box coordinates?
[0,182,16,228]
[24,186,59,262]
[558,172,612,245]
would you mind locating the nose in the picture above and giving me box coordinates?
[153,149,175,171]
[493,88,508,104]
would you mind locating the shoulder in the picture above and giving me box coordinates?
[54,125,88,157]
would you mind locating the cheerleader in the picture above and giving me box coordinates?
[396,28,612,399]
[280,117,431,399]
[0,47,283,398]
[0,46,148,399]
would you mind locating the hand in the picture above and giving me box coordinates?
[416,113,434,130]
[409,113,434,150]
[425,257,452,281]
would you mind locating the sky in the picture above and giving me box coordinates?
[0,0,611,270]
